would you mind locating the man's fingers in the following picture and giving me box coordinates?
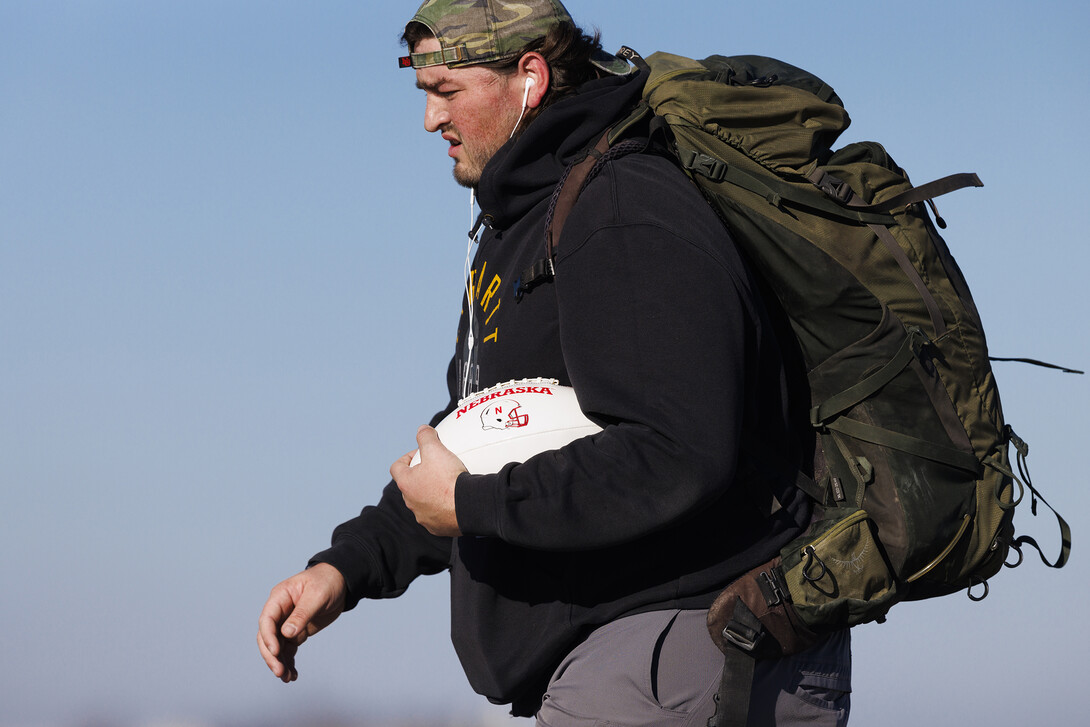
[256,623,298,682]
[274,638,299,683]
[257,588,294,654]
[257,588,297,680]
[256,630,290,681]
[391,449,416,480]
[256,630,279,673]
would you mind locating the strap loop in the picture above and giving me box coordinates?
[967,577,990,602]
[810,326,927,427]
[802,545,828,583]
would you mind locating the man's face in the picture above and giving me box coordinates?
[413,37,525,188]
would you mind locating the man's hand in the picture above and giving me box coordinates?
[257,563,346,683]
[390,425,465,537]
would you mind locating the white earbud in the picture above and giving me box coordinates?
[510,78,535,139]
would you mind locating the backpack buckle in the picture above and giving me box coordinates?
[757,569,785,607]
[810,169,856,204]
[513,258,555,301]
[678,147,728,181]
[722,621,765,653]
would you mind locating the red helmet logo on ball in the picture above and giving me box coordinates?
[480,400,528,430]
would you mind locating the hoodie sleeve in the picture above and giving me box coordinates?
[309,480,453,609]
[454,153,788,550]
[308,363,461,609]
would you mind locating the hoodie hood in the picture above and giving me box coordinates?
[474,69,647,229]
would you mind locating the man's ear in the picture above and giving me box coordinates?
[517,52,550,109]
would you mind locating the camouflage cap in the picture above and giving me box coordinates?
[398,0,630,75]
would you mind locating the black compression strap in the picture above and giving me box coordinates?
[989,357,1084,375]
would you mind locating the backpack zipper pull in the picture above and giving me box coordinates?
[926,198,948,229]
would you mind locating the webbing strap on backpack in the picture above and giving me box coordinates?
[708,634,755,727]
[996,429,1072,570]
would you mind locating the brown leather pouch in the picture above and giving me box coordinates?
[707,556,821,659]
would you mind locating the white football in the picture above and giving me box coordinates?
[410,378,602,474]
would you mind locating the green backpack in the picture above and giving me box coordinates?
[535,47,1073,726]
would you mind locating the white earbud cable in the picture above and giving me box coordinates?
[462,188,479,398]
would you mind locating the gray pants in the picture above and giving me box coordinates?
[535,610,851,727]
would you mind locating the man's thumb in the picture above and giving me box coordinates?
[415,424,440,450]
[282,611,309,640]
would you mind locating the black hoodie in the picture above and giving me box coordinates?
[311,70,810,716]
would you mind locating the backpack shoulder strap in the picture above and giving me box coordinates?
[514,128,648,300]
[545,130,614,260]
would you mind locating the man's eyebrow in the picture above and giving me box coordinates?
[415,77,453,92]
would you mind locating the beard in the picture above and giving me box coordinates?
[447,110,528,189]
[451,140,496,189]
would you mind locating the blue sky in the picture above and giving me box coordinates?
[2,1,1087,725]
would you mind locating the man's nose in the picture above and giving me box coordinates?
[424,98,449,133]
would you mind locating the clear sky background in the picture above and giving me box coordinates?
[2,1,1087,725]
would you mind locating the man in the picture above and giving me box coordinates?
[257,2,852,725]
